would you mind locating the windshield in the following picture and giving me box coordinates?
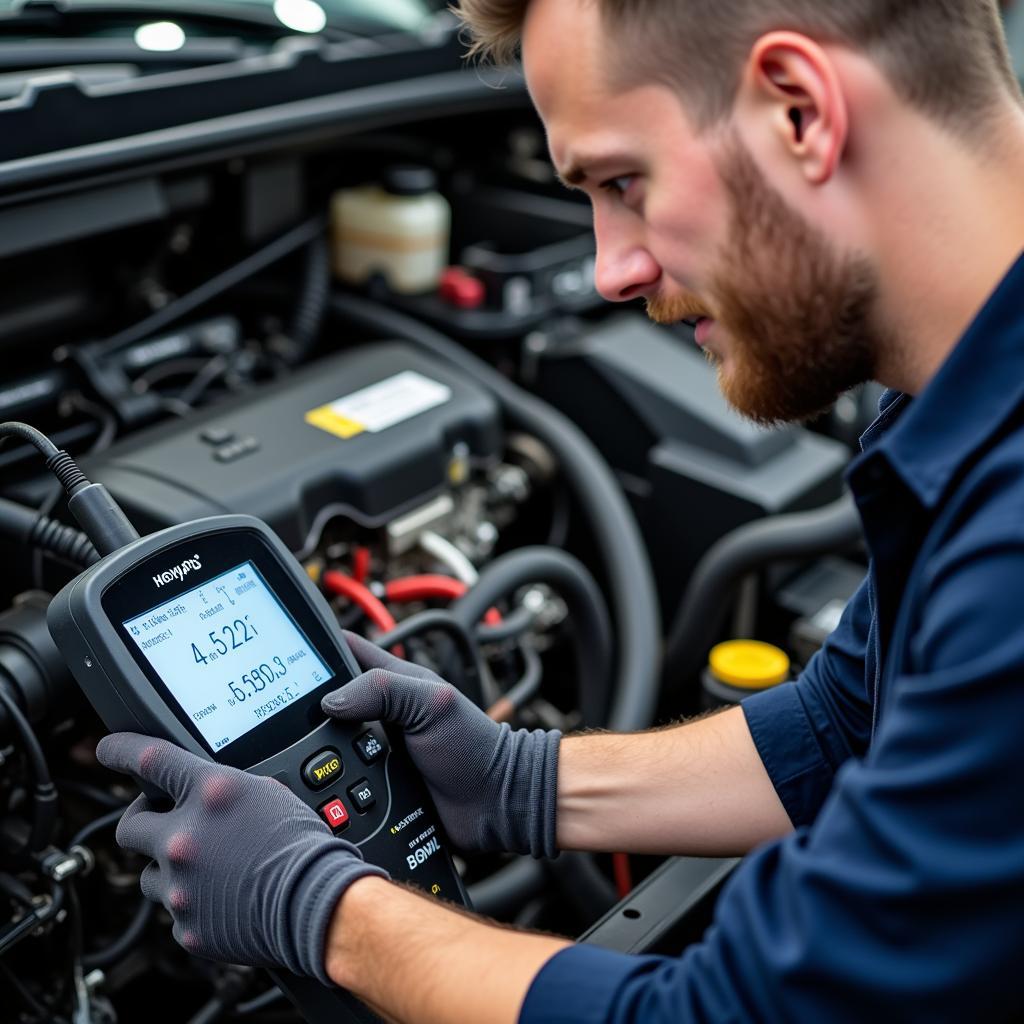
[0,0,451,36]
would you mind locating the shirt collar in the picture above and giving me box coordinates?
[856,251,1024,508]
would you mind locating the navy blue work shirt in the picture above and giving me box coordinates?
[520,252,1024,1023]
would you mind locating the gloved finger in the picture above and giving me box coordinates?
[322,668,453,733]
[114,796,168,861]
[97,733,208,804]
[171,919,207,960]
[139,862,164,904]
[342,631,439,681]
[140,861,193,916]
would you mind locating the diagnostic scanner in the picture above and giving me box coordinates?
[48,513,468,1023]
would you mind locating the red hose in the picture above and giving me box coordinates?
[385,575,503,625]
[322,571,397,635]
[352,546,371,585]
[384,575,467,603]
[612,853,633,899]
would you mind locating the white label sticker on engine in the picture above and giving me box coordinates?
[305,371,452,440]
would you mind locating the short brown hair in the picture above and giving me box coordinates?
[456,0,1021,134]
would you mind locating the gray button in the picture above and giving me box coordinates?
[200,426,235,446]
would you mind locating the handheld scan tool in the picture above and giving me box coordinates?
[48,512,468,1023]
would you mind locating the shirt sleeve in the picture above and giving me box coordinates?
[520,524,1024,1024]
[741,571,874,826]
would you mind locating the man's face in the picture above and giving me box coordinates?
[522,0,881,425]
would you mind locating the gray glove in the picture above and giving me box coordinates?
[96,733,388,984]
[322,631,561,859]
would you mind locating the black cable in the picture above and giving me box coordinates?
[54,778,126,810]
[0,881,63,956]
[234,985,285,1015]
[0,872,35,908]
[69,805,129,849]
[94,215,327,359]
[374,610,486,708]
[177,355,234,408]
[662,495,863,686]
[64,884,93,1024]
[187,997,228,1024]
[132,356,217,392]
[82,898,154,972]
[33,392,118,588]
[451,547,612,728]
[329,293,662,733]
[285,234,331,365]
[0,684,57,853]
[0,421,139,556]
[0,497,99,568]
[0,422,59,461]
[501,645,543,711]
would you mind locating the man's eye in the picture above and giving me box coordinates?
[600,175,634,197]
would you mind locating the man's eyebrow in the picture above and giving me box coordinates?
[556,162,587,189]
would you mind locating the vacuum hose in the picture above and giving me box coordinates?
[451,547,612,728]
[662,494,863,686]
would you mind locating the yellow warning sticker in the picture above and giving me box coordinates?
[305,371,451,441]
[304,406,366,439]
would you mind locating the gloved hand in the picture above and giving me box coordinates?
[96,733,388,983]
[322,631,561,859]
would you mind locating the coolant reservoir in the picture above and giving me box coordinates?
[330,165,451,294]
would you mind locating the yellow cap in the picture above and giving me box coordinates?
[708,640,790,690]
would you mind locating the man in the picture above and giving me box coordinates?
[96,0,1024,1020]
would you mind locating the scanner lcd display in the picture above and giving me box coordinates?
[122,561,331,751]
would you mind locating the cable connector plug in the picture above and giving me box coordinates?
[42,448,139,556]
[64,483,140,558]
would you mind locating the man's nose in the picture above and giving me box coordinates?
[593,236,662,303]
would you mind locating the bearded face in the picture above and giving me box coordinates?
[647,137,883,427]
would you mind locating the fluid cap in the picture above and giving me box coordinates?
[382,165,438,197]
[708,640,790,691]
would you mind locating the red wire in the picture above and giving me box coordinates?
[612,853,633,899]
[384,575,468,603]
[322,571,397,635]
[352,546,371,585]
[385,575,503,625]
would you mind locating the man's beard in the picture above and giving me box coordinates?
[647,138,882,426]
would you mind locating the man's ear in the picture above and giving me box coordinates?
[738,31,849,185]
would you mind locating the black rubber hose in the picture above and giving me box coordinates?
[451,548,612,728]
[373,609,486,708]
[329,294,661,733]
[0,497,99,567]
[663,494,863,686]
[548,851,618,920]
[96,215,327,359]
[0,881,63,955]
[70,805,129,850]
[468,857,547,918]
[0,684,57,853]
[82,899,155,971]
[476,604,536,645]
[287,235,331,364]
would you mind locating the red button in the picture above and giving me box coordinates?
[319,798,349,831]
